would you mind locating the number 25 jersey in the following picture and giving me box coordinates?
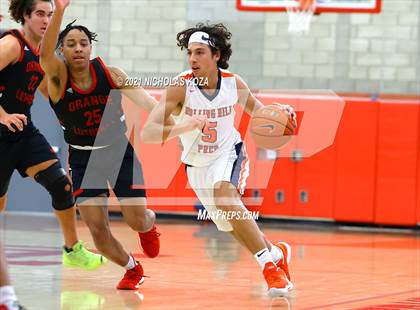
[48,57,126,147]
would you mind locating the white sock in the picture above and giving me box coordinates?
[269,244,284,264]
[254,248,274,270]
[123,255,137,270]
[0,285,17,305]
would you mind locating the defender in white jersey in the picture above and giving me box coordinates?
[143,23,295,298]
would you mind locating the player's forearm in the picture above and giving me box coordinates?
[244,94,264,116]
[139,90,158,113]
[40,7,65,60]
[123,88,157,113]
[141,121,189,144]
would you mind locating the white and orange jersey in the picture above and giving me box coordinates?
[174,68,242,167]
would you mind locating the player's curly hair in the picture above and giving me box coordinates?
[176,22,232,69]
[56,20,98,49]
[9,0,52,25]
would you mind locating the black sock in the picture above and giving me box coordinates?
[63,246,73,253]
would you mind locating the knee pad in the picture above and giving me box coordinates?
[34,162,75,210]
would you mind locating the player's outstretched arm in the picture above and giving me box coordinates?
[236,74,297,127]
[39,0,69,103]
[107,66,157,113]
[141,85,207,144]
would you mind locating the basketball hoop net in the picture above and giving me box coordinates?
[285,0,316,35]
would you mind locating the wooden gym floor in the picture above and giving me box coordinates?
[1,213,419,310]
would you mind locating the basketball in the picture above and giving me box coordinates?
[250,104,295,149]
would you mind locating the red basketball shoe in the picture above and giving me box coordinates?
[138,225,160,258]
[263,262,293,298]
[117,262,145,290]
[275,241,292,281]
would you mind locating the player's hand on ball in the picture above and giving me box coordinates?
[0,113,27,132]
[272,102,297,128]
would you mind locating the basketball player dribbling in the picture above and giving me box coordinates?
[40,0,161,290]
[142,23,296,297]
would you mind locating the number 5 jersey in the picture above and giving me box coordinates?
[175,69,241,167]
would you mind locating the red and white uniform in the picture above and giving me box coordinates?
[175,68,249,232]
[176,68,242,167]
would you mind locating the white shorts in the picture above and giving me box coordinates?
[186,142,250,231]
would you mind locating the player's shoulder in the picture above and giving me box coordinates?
[218,68,241,83]
[219,68,236,79]
[0,32,22,66]
[106,64,127,80]
[165,71,188,103]
[0,32,21,52]
[93,57,126,89]
[231,72,248,90]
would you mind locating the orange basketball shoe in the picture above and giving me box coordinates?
[275,242,292,281]
[138,225,160,258]
[263,262,293,298]
[117,263,145,290]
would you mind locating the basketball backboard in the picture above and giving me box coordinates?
[236,0,382,13]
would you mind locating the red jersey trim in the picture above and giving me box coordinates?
[221,71,234,78]
[180,72,194,80]
[70,62,97,95]
[17,38,24,62]
[96,57,118,89]
[59,72,69,100]
[17,30,40,56]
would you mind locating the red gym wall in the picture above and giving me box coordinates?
[114,91,420,227]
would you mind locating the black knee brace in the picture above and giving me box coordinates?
[34,162,75,210]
